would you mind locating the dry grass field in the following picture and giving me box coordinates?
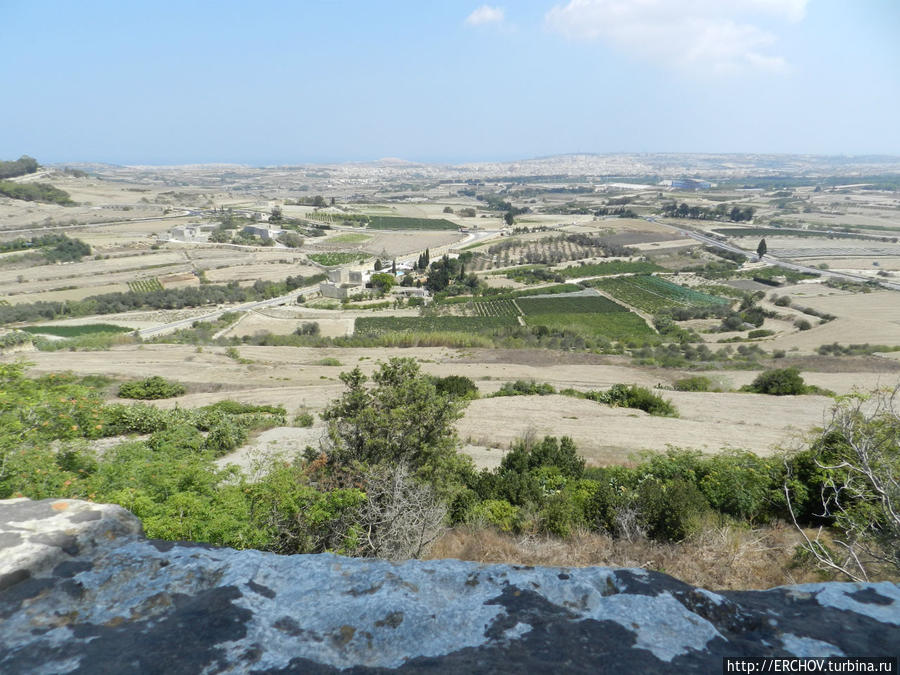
[7,343,881,472]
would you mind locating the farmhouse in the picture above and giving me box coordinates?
[242,225,283,240]
[319,268,367,300]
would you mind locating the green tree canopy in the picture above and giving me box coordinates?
[321,358,473,490]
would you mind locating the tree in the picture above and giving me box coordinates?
[312,195,326,207]
[320,358,472,489]
[391,259,397,275]
[269,206,283,223]
[373,259,382,271]
[443,206,454,214]
[504,211,515,227]
[757,238,767,259]
[785,387,900,581]
[370,272,395,294]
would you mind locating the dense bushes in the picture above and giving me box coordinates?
[586,384,677,416]
[741,368,831,396]
[0,180,73,205]
[432,374,479,400]
[458,444,815,543]
[118,376,185,399]
[0,155,38,179]
[0,233,90,262]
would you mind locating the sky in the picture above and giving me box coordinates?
[1,0,898,165]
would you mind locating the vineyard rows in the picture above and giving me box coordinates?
[128,278,163,293]
[355,315,518,336]
[471,299,521,317]
[593,275,729,313]
[517,296,628,315]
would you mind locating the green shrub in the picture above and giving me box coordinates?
[118,376,186,400]
[635,479,711,541]
[468,499,520,532]
[539,491,582,537]
[294,412,314,427]
[673,376,713,392]
[316,357,341,366]
[205,419,247,456]
[432,374,479,400]
[589,384,678,416]
[742,368,808,396]
[493,380,556,397]
[748,329,774,339]
[699,452,779,523]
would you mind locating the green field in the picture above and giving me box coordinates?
[441,284,584,305]
[518,296,628,315]
[366,216,458,231]
[558,261,664,278]
[308,252,370,266]
[20,324,133,337]
[128,278,164,293]
[354,315,518,336]
[517,295,653,340]
[591,276,729,313]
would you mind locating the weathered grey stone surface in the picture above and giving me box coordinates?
[1,498,898,673]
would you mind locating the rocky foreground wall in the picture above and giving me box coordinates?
[1,497,898,674]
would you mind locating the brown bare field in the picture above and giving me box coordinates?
[764,287,900,351]
[457,392,824,465]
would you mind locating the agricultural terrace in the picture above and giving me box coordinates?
[517,294,656,341]
[307,252,370,266]
[592,275,730,314]
[354,315,518,337]
[128,278,164,293]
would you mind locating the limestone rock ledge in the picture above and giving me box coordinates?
[1,498,898,674]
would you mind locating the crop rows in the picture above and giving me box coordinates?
[367,216,458,231]
[472,299,521,317]
[354,315,518,336]
[592,275,728,313]
[128,278,163,293]
[517,296,628,315]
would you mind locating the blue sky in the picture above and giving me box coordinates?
[2,0,898,165]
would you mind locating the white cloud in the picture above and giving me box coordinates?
[545,0,809,74]
[466,5,505,26]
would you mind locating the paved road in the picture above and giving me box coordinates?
[644,217,900,292]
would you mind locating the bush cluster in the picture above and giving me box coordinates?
[118,376,186,400]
